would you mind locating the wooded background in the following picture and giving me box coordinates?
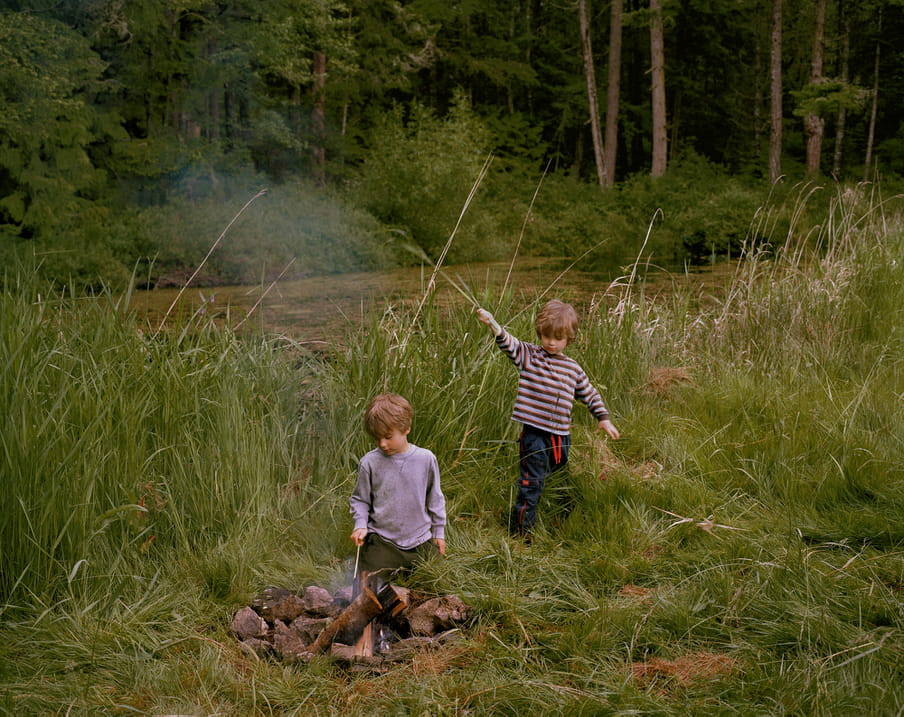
[1,0,902,287]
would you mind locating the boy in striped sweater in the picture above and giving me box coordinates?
[477,300,619,541]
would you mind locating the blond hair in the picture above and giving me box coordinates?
[364,393,413,438]
[535,299,579,342]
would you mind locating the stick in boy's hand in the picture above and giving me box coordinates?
[476,308,503,336]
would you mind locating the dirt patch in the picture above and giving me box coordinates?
[637,366,695,398]
[618,583,654,600]
[630,651,737,688]
[590,435,663,482]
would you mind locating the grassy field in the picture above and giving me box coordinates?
[1,183,902,715]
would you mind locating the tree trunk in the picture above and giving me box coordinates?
[864,8,882,181]
[832,7,850,179]
[507,5,517,115]
[803,0,826,175]
[650,0,667,177]
[291,85,302,137]
[578,0,607,187]
[769,0,782,182]
[312,50,327,185]
[604,0,623,187]
[525,0,534,114]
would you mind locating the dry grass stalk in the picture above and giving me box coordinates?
[654,507,745,536]
[233,257,296,330]
[404,154,493,349]
[502,158,551,298]
[154,188,267,336]
[611,208,663,328]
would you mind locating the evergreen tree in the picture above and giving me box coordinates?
[0,12,116,239]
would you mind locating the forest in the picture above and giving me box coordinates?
[2,0,903,288]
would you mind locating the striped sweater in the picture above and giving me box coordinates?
[494,329,609,435]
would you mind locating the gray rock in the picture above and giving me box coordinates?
[271,619,310,661]
[384,635,435,660]
[289,614,332,644]
[405,595,471,636]
[239,638,272,657]
[251,587,304,622]
[329,643,358,660]
[333,585,353,607]
[301,585,335,616]
[231,606,268,640]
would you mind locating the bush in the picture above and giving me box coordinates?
[614,153,769,267]
[348,91,495,262]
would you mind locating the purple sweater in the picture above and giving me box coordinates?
[495,329,609,435]
[350,444,446,549]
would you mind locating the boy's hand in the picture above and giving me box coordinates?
[350,528,367,546]
[434,538,446,555]
[477,308,503,336]
[598,418,620,440]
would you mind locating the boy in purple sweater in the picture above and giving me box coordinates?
[350,393,446,576]
[477,300,619,541]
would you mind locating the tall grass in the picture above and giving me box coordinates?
[1,184,903,715]
[0,281,299,613]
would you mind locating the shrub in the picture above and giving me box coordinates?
[348,90,494,262]
[614,153,769,267]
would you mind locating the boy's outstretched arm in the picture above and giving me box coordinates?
[598,418,620,440]
[476,308,503,336]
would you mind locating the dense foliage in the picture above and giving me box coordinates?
[1,1,903,287]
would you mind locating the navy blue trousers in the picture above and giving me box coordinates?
[509,425,571,533]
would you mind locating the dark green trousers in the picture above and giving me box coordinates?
[359,532,439,576]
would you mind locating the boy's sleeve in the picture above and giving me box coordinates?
[425,452,446,540]
[575,368,609,421]
[495,329,527,369]
[349,457,372,532]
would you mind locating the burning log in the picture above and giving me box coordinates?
[374,583,409,619]
[308,581,408,655]
[308,587,381,654]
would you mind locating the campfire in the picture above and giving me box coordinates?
[231,574,471,667]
